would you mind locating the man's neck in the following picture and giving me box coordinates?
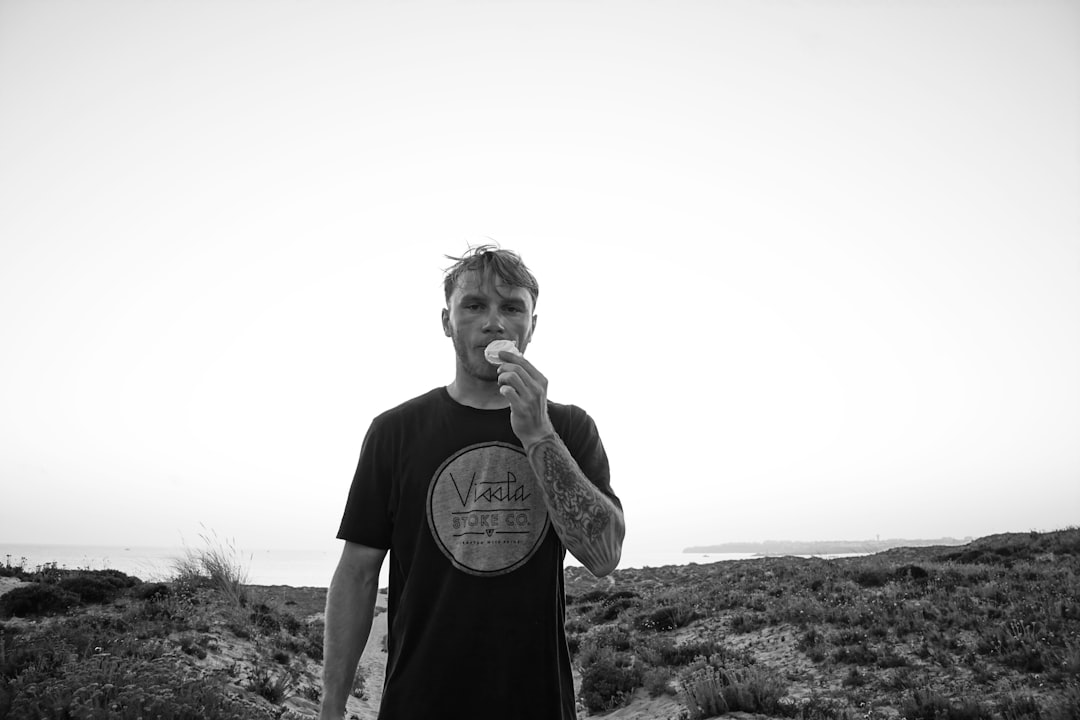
[446,372,510,410]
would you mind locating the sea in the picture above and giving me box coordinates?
[0,543,859,589]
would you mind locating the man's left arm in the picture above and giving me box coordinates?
[497,353,625,577]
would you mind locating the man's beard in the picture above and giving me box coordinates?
[450,329,499,382]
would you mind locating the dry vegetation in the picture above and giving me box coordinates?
[0,538,328,720]
[563,527,1080,719]
[1,528,1077,719]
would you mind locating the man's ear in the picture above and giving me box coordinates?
[441,308,451,337]
[526,314,538,344]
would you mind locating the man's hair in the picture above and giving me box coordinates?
[443,245,539,309]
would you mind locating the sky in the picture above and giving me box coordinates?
[1,0,1078,565]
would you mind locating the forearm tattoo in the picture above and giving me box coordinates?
[533,440,612,542]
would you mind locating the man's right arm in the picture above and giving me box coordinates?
[319,541,388,720]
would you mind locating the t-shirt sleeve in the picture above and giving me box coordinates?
[564,406,621,509]
[336,414,395,549]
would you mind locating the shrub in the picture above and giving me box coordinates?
[647,637,729,667]
[680,664,791,719]
[997,692,1042,720]
[718,665,791,716]
[902,688,992,720]
[3,653,280,719]
[796,694,858,720]
[0,631,69,681]
[0,557,29,580]
[351,663,368,700]
[250,603,281,633]
[54,614,125,653]
[303,619,325,662]
[643,666,675,697]
[1041,684,1080,720]
[831,627,867,646]
[245,660,296,704]
[832,643,877,666]
[895,564,930,582]
[58,574,121,604]
[876,649,909,668]
[227,620,252,639]
[634,603,698,632]
[592,595,639,623]
[578,589,611,604]
[798,627,823,651]
[947,549,991,565]
[134,582,172,601]
[850,562,892,588]
[24,562,67,585]
[564,616,589,634]
[584,623,634,653]
[1054,640,1080,682]
[680,665,727,719]
[279,611,303,635]
[0,583,79,618]
[729,611,767,633]
[566,633,582,656]
[579,648,643,712]
[127,590,198,631]
[178,633,208,659]
[977,621,1051,674]
[841,667,868,687]
[97,568,140,586]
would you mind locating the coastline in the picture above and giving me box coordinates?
[1,543,762,589]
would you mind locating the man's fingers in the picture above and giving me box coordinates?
[498,352,542,377]
[498,350,526,366]
[497,367,529,395]
[497,358,548,390]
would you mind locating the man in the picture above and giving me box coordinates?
[320,246,624,719]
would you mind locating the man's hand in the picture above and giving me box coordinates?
[496,351,556,448]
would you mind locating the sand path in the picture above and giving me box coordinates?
[339,596,389,719]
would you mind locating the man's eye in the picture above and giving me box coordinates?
[465,304,483,311]
[504,306,523,314]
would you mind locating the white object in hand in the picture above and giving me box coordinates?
[485,339,522,365]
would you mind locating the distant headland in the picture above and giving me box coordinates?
[683,537,973,555]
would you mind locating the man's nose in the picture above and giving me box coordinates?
[482,308,505,332]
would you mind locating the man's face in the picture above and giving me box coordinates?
[442,270,536,382]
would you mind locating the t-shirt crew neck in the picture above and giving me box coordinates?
[436,384,513,416]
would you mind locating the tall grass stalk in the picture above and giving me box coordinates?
[173,529,251,608]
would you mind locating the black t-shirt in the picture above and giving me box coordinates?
[337,387,618,719]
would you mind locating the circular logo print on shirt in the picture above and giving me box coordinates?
[427,442,550,576]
